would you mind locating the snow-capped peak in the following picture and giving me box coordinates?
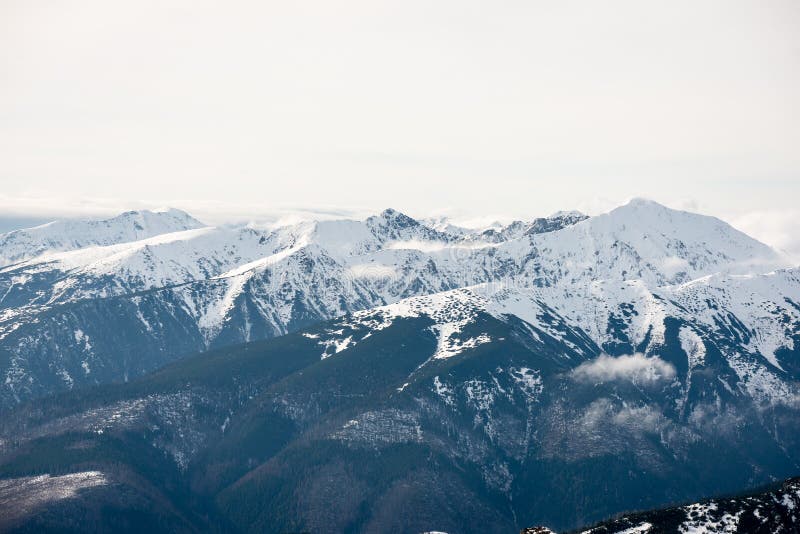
[0,208,206,267]
[503,198,790,288]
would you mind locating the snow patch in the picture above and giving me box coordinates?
[679,327,706,369]
[433,376,455,406]
[510,367,543,402]
[320,335,355,359]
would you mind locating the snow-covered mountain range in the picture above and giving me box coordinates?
[0,199,797,408]
[0,199,799,532]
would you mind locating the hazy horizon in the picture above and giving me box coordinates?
[2,0,799,251]
[0,196,798,261]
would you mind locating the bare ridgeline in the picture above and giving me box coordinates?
[0,200,798,533]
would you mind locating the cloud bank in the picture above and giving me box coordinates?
[572,353,676,384]
[732,209,800,262]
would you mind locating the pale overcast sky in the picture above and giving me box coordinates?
[1,1,798,253]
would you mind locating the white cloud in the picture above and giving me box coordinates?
[572,353,676,384]
[385,239,497,253]
[385,239,449,253]
[731,209,800,262]
[347,263,398,280]
[579,398,666,434]
[660,256,691,277]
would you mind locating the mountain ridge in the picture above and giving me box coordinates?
[0,208,206,268]
[0,199,798,532]
[0,199,795,408]
[0,283,797,531]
